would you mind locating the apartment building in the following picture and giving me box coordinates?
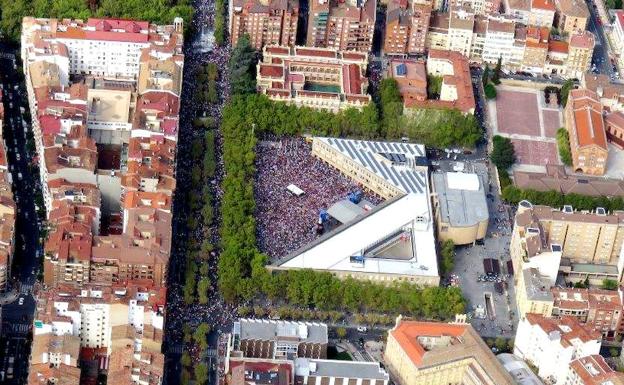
[515,314,602,385]
[28,364,81,385]
[504,0,531,23]
[384,0,432,55]
[551,287,624,339]
[516,268,556,318]
[529,0,557,27]
[384,317,515,385]
[448,9,475,57]
[22,18,183,79]
[511,202,624,287]
[555,0,589,34]
[0,96,16,292]
[565,355,624,385]
[470,16,488,61]
[256,46,371,112]
[21,18,181,293]
[426,12,450,50]
[522,26,549,73]
[565,89,608,175]
[229,0,299,49]
[566,31,595,79]
[451,0,502,15]
[224,319,389,385]
[43,202,95,287]
[307,0,377,52]
[32,283,165,384]
[481,18,524,69]
[546,39,570,74]
[612,11,624,72]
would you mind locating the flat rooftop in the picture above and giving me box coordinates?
[87,88,131,123]
[294,358,388,381]
[277,193,439,277]
[234,319,328,344]
[432,172,489,228]
[523,268,555,301]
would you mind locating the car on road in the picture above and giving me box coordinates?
[18,297,24,306]
[16,153,20,161]
[357,326,368,332]
[17,172,22,180]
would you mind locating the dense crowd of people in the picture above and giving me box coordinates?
[163,0,237,378]
[255,138,379,259]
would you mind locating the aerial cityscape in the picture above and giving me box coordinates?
[3,0,624,384]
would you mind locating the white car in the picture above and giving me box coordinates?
[16,153,20,161]
[357,326,367,332]
[18,297,24,306]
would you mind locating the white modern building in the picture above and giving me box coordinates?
[514,313,602,385]
[482,18,523,68]
[271,137,439,286]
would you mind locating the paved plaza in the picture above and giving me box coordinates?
[488,85,563,170]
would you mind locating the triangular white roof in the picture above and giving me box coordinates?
[275,193,438,277]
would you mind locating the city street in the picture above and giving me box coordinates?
[0,46,43,384]
[587,0,615,77]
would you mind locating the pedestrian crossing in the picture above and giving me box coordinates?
[205,349,217,357]
[168,344,184,354]
[20,284,32,294]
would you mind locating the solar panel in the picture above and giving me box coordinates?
[396,63,407,76]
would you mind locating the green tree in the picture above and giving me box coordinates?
[193,323,211,350]
[484,83,497,99]
[603,279,618,291]
[427,75,443,99]
[482,64,490,87]
[494,337,508,352]
[180,368,191,385]
[556,128,573,166]
[181,352,192,367]
[195,364,209,385]
[336,327,347,339]
[492,57,502,85]
[491,135,516,170]
[440,240,455,275]
[198,277,211,304]
[560,79,575,107]
[229,34,257,95]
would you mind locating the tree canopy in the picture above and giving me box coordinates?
[501,185,624,211]
[216,93,467,318]
[0,0,193,43]
[491,135,515,170]
[229,35,257,96]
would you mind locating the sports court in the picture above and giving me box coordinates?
[489,85,562,168]
[496,89,541,136]
[510,139,559,166]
